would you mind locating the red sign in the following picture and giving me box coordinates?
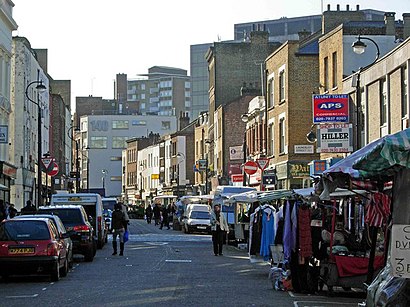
[312,94,349,123]
[231,174,244,183]
[41,157,54,171]
[243,161,258,175]
[47,162,59,177]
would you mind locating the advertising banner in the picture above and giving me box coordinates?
[313,94,349,123]
[316,123,353,153]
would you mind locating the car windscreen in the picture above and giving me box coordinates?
[39,209,83,226]
[189,211,210,219]
[102,200,116,211]
[0,220,50,241]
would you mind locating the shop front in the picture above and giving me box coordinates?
[274,161,311,190]
[0,161,17,204]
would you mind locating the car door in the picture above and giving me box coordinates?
[49,221,66,267]
[54,217,73,263]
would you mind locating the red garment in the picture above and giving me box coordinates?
[365,192,391,227]
[298,206,312,258]
[335,255,384,277]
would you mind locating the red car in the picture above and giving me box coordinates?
[0,217,71,281]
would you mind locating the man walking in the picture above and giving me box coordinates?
[159,204,170,230]
[145,204,153,224]
[153,203,161,226]
[210,204,229,256]
[111,203,127,256]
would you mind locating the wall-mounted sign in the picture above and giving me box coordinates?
[229,145,244,160]
[391,224,410,278]
[151,174,160,180]
[0,125,8,144]
[313,94,349,123]
[294,145,314,154]
[90,120,109,131]
[317,123,353,153]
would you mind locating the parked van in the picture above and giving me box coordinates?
[182,204,211,234]
[50,193,108,249]
[102,197,129,221]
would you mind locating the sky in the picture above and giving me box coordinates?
[11,0,409,111]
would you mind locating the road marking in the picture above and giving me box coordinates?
[145,242,169,245]
[293,301,359,307]
[42,288,47,291]
[125,264,133,267]
[165,259,192,263]
[288,291,295,297]
[6,294,39,298]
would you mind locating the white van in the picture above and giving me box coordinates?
[50,193,108,249]
[182,204,211,234]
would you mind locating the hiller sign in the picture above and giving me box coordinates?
[316,123,353,153]
[312,94,349,123]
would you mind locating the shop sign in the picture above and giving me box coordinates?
[151,174,160,180]
[289,162,310,178]
[317,123,353,153]
[198,159,207,171]
[312,94,349,123]
[275,163,288,180]
[231,174,243,183]
[391,224,410,278]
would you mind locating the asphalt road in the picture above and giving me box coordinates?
[0,219,366,307]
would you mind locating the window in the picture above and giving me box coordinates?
[279,117,285,154]
[332,52,337,88]
[112,136,128,149]
[324,56,329,91]
[402,66,408,120]
[380,79,387,126]
[141,83,145,90]
[269,123,275,156]
[162,121,171,130]
[112,120,129,129]
[90,136,107,148]
[268,77,274,108]
[279,70,285,102]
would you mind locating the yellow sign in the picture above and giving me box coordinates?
[151,174,160,180]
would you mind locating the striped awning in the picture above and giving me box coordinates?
[353,128,410,176]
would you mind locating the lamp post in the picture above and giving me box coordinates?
[102,169,108,196]
[25,70,47,209]
[176,152,185,199]
[67,126,80,192]
[352,35,380,285]
[351,35,380,150]
[241,113,249,186]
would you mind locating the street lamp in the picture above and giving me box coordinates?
[352,35,380,285]
[176,152,185,198]
[351,35,380,150]
[68,126,80,192]
[101,169,108,196]
[306,124,317,143]
[25,71,47,209]
[241,113,249,186]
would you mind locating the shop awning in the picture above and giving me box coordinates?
[258,189,294,203]
[353,128,410,176]
[225,190,260,203]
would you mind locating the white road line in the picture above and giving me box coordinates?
[6,294,39,298]
[165,259,192,263]
[288,291,295,297]
[293,301,358,307]
[42,288,47,291]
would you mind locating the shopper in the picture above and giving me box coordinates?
[153,203,161,226]
[210,204,229,256]
[111,202,127,256]
[159,204,170,230]
[21,199,36,214]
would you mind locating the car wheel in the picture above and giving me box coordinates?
[51,262,60,282]
[60,258,68,277]
[84,246,94,262]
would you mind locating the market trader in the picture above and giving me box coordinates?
[210,204,229,256]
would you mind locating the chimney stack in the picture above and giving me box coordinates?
[346,4,349,11]
[404,13,410,39]
[356,5,360,11]
[384,12,396,36]
[336,4,340,11]
[298,29,311,40]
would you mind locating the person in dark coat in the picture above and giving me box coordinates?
[20,200,36,215]
[145,204,153,224]
[0,200,5,221]
[8,204,17,218]
[111,203,127,256]
[153,203,161,226]
[159,205,170,230]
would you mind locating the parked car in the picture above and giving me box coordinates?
[14,213,74,268]
[50,193,108,249]
[0,217,71,281]
[39,205,96,262]
[182,204,212,234]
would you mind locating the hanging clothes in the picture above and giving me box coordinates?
[260,208,276,261]
[298,205,312,258]
[291,202,298,252]
[365,192,391,227]
[283,200,293,262]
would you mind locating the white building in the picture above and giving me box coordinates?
[137,144,160,203]
[0,0,17,204]
[79,114,177,198]
[10,37,50,210]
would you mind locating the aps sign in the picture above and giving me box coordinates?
[312,94,349,123]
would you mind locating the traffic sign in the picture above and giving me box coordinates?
[47,162,59,177]
[41,157,54,171]
[243,161,258,175]
[256,157,270,170]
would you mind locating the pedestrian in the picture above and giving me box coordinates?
[210,204,229,256]
[159,204,170,230]
[0,200,5,221]
[153,203,161,226]
[111,202,127,256]
[145,204,153,224]
[21,200,36,214]
[8,204,17,218]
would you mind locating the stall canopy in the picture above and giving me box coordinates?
[353,128,410,176]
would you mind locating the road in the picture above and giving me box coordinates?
[0,219,366,307]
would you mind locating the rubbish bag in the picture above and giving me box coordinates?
[123,230,129,243]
